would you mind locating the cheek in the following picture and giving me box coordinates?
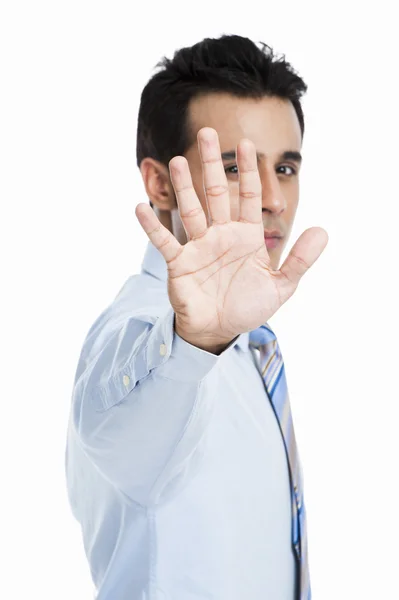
[281,200,299,236]
[286,194,299,219]
[190,169,207,206]
[227,181,241,220]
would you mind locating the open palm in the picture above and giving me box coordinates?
[135,128,328,347]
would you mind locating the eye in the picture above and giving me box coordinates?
[224,164,238,175]
[277,165,297,176]
[224,164,297,176]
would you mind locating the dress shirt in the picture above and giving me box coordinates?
[65,239,297,600]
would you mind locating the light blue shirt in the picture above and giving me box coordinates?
[65,240,297,600]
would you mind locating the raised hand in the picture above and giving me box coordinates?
[135,127,328,352]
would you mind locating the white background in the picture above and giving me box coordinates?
[1,1,398,598]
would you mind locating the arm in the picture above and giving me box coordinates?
[69,302,241,507]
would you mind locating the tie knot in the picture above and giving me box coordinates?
[249,324,276,349]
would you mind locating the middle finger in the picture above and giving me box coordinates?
[197,127,231,225]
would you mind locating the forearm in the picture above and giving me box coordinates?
[71,306,237,505]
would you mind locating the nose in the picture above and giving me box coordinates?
[259,165,286,215]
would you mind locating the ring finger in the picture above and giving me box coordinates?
[169,156,208,241]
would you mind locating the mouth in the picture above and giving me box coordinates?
[264,231,283,250]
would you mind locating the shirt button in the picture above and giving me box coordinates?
[123,375,130,387]
[160,343,167,356]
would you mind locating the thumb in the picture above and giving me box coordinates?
[277,226,329,300]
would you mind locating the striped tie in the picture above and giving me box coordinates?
[249,324,311,600]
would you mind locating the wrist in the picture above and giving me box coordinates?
[174,316,236,355]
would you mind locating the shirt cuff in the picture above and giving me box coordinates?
[146,305,241,382]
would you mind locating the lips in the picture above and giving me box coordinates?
[264,232,283,250]
[264,229,283,238]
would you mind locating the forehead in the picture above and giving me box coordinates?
[187,93,302,155]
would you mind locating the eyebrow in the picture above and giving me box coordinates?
[220,150,303,164]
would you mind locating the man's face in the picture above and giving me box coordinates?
[182,93,303,270]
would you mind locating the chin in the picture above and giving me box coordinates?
[270,261,279,271]
[269,252,281,271]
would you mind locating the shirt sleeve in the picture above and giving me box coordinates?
[69,302,243,507]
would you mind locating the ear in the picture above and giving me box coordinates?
[139,158,177,211]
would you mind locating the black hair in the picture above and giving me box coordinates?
[136,34,308,207]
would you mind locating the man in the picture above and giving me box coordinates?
[65,34,328,600]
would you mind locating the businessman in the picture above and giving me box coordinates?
[65,34,328,600]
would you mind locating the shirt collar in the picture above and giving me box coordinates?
[140,240,250,352]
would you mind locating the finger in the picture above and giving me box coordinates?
[135,202,182,263]
[169,156,208,241]
[198,127,231,225]
[277,227,329,301]
[237,139,263,225]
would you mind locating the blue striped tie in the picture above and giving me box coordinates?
[249,324,311,600]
